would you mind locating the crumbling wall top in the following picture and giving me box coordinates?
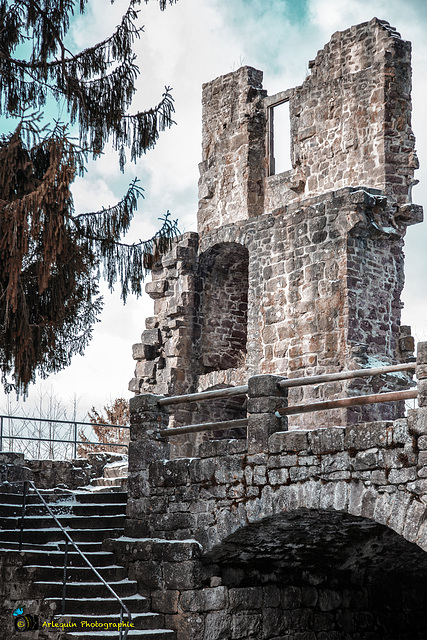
[198,17,419,236]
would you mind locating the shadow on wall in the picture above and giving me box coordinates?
[201,508,427,639]
[198,242,249,373]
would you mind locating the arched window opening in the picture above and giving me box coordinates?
[199,243,249,373]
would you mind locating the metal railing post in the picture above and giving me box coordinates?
[19,481,29,551]
[73,421,77,459]
[0,415,3,452]
[119,606,124,640]
[61,537,69,615]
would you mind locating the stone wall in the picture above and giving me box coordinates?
[131,187,420,431]
[0,451,124,490]
[109,532,427,640]
[198,66,267,234]
[265,19,417,212]
[0,551,44,640]
[120,349,427,639]
[130,18,422,431]
[126,407,427,552]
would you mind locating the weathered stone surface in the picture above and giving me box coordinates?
[180,587,227,612]
[122,19,427,640]
[0,451,125,490]
[130,18,421,443]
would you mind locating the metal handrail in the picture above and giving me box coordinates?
[158,384,248,405]
[3,434,128,447]
[18,480,132,639]
[0,414,130,458]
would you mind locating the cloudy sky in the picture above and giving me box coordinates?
[2,0,426,419]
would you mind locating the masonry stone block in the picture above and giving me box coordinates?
[267,468,289,485]
[345,421,392,450]
[214,456,243,484]
[308,427,345,454]
[163,561,202,590]
[165,612,204,640]
[268,430,309,454]
[203,612,230,640]
[152,590,180,614]
[247,413,282,454]
[180,587,228,612]
[248,375,284,397]
[262,608,287,637]
[416,342,427,365]
[408,407,427,435]
[131,560,163,590]
[189,458,216,483]
[388,467,417,484]
[231,613,261,639]
[402,500,427,543]
[417,379,427,407]
[388,492,412,536]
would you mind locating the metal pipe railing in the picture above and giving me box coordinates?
[4,434,128,447]
[158,384,248,406]
[0,414,129,457]
[19,481,132,640]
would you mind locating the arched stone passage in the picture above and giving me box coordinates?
[198,242,249,373]
[202,508,427,639]
[194,478,427,558]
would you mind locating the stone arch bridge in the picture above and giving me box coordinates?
[109,345,427,640]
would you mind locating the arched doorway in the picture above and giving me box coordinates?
[203,509,427,639]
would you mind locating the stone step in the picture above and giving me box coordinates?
[0,490,128,504]
[46,594,149,616]
[25,563,128,583]
[103,464,128,479]
[91,477,127,487]
[0,501,126,518]
[32,578,139,599]
[0,539,105,553]
[0,528,122,544]
[72,491,128,504]
[0,548,114,566]
[0,513,126,530]
[54,612,165,631]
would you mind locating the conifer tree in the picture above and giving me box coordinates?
[0,0,179,395]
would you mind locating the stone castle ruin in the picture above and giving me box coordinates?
[130,18,422,445]
[3,17,427,640]
[120,18,427,640]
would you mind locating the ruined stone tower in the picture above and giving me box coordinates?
[129,18,422,431]
[121,24,427,638]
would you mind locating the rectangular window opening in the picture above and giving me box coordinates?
[269,100,292,176]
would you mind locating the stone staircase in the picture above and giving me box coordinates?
[0,489,174,639]
[88,457,129,491]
